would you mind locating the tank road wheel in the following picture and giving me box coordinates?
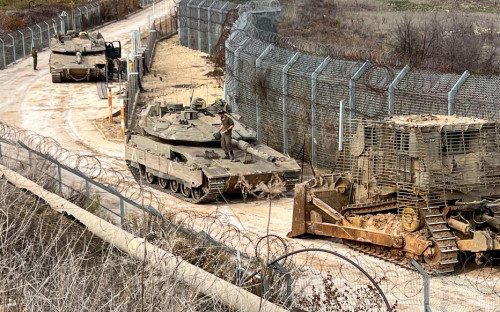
[170,180,180,193]
[180,184,191,198]
[402,207,423,232]
[158,178,168,189]
[192,187,204,201]
[145,172,156,184]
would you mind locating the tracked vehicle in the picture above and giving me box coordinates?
[49,31,121,83]
[125,99,300,203]
[289,115,500,273]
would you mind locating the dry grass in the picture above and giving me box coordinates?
[277,0,500,74]
[0,171,236,311]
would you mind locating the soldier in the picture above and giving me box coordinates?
[218,110,235,160]
[31,47,37,70]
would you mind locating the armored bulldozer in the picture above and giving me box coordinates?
[289,115,500,273]
[49,31,121,83]
[125,98,300,203]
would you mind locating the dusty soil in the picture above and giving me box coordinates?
[140,35,223,106]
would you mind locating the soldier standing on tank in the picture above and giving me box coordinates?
[31,47,37,70]
[218,111,235,160]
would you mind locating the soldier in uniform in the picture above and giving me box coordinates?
[218,111,235,160]
[31,47,37,70]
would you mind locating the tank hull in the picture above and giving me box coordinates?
[125,134,300,203]
[49,52,106,83]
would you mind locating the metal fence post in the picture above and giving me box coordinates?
[186,0,196,49]
[28,27,34,49]
[388,65,410,115]
[85,180,90,199]
[448,70,470,116]
[84,5,89,19]
[311,56,331,166]
[8,34,15,62]
[255,44,273,142]
[37,24,42,48]
[411,260,432,312]
[44,21,50,44]
[0,38,6,69]
[0,142,2,157]
[28,150,32,166]
[232,38,249,112]
[349,61,370,121]
[97,3,101,24]
[18,31,25,58]
[120,198,125,227]
[339,100,345,151]
[282,52,300,155]
[207,0,217,53]
[197,0,208,51]
[57,164,62,194]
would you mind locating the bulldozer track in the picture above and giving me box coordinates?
[421,205,459,273]
[127,162,226,204]
[343,240,443,273]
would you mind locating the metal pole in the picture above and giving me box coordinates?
[37,24,42,48]
[28,27,34,49]
[0,38,6,69]
[85,180,90,199]
[282,52,300,154]
[448,70,470,116]
[255,44,273,142]
[44,21,50,43]
[120,98,125,135]
[57,164,62,194]
[120,198,125,227]
[411,260,432,312]
[8,34,15,62]
[388,65,410,115]
[232,38,249,112]
[339,100,344,151]
[77,8,82,31]
[85,5,89,19]
[311,56,331,167]
[349,61,370,121]
[153,1,156,21]
[18,31,26,58]
[197,0,208,52]
[108,88,113,123]
[207,0,217,53]
[186,0,196,49]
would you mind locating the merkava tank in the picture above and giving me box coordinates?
[49,30,121,83]
[125,98,301,203]
[289,115,500,273]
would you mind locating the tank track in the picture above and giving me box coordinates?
[127,163,226,204]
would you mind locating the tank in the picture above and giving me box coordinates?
[125,98,301,203]
[289,115,500,273]
[49,31,120,83]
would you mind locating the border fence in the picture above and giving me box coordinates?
[178,0,500,169]
[0,0,157,70]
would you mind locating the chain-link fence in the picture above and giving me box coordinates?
[178,0,500,170]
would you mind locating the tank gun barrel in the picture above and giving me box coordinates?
[231,139,276,162]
